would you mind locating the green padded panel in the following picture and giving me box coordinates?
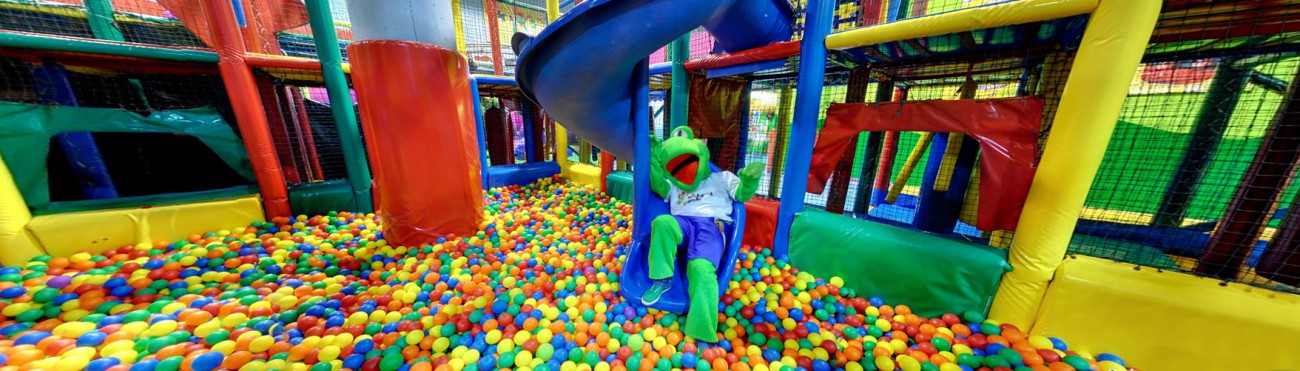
[289,180,358,216]
[790,210,1012,317]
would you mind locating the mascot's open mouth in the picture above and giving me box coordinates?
[665,153,699,186]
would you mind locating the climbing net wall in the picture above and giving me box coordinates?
[457,0,551,75]
[248,68,362,187]
[709,0,1077,252]
[0,49,257,211]
[0,0,206,46]
[1067,0,1300,293]
[477,83,552,166]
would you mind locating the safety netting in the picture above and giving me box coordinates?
[1068,0,1300,293]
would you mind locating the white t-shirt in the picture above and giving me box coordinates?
[667,171,740,222]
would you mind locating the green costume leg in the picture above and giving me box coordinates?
[685,258,720,342]
[649,215,683,280]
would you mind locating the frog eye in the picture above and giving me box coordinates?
[671,127,694,139]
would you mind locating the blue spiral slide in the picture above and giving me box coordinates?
[514,0,792,312]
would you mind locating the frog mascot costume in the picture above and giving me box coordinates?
[643,127,763,342]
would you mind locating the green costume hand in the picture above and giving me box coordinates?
[648,134,670,198]
[734,163,763,202]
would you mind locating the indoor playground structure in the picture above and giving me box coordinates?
[1,0,1300,370]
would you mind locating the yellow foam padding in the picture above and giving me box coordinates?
[1032,256,1300,371]
[991,0,1161,328]
[1079,206,1211,228]
[1079,207,1278,242]
[25,195,263,259]
[261,68,325,83]
[825,0,1097,50]
[564,163,602,188]
[0,153,44,266]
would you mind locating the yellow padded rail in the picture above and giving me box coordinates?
[25,195,264,259]
[824,0,1098,50]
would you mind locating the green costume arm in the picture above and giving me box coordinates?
[733,163,763,202]
[648,135,671,198]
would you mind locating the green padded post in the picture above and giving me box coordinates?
[84,0,154,107]
[669,34,691,130]
[306,0,375,212]
[84,0,126,41]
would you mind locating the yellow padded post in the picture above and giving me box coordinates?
[544,0,579,181]
[452,0,467,55]
[936,77,977,192]
[990,0,1162,327]
[886,132,933,204]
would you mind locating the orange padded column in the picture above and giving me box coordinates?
[348,40,484,246]
[201,0,291,217]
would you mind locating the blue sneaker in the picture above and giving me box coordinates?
[641,279,672,306]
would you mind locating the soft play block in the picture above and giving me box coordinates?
[743,197,779,248]
[487,162,561,188]
[605,171,634,203]
[790,210,1011,317]
[26,195,263,258]
[1032,256,1300,371]
[564,163,602,188]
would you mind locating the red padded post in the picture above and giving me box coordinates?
[201,0,291,217]
[349,40,485,246]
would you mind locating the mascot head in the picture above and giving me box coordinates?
[656,127,712,192]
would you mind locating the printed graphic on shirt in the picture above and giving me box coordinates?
[668,171,740,221]
[675,190,713,206]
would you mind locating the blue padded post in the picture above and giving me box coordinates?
[30,62,119,200]
[772,0,833,257]
[470,77,490,189]
[520,99,539,163]
[231,0,247,28]
[633,58,654,243]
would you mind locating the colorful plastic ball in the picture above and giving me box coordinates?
[1049,338,1069,351]
[188,352,223,371]
[87,356,124,371]
[0,179,1135,371]
[1095,353,1124,366]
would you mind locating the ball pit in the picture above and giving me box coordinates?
[0,177,1134,371]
